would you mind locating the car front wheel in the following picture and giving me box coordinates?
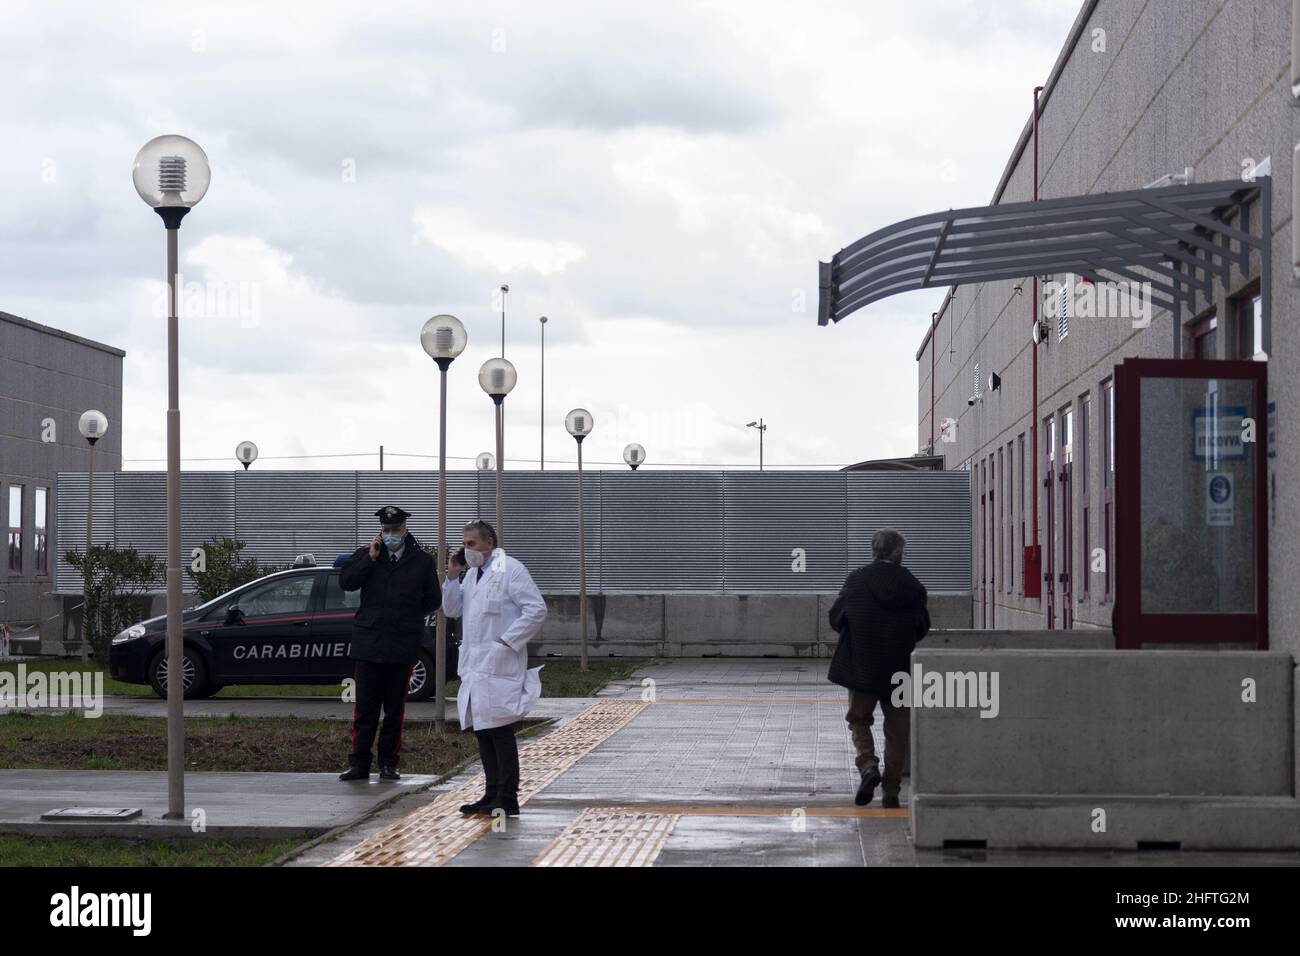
[148,647,209,700]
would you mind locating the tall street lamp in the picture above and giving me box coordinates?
[475,452,494,518]
[420,314,468,732]
[235,441,258,470]
[133,133,210,821]
[78,410,108,663]
[565,408,594,672]
[478,358,517,546]
[623,443,645,471]
[539,315,547,470]
[746,419,767,470]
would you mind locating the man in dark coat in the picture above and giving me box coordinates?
[337,505,441,781]
[828,527,930,808]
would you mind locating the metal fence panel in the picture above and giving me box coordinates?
[723,471,847,592]
[847,471,971,591]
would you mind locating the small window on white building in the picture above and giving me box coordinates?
[1058,278,1070,341]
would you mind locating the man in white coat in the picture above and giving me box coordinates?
[443,519,547,817]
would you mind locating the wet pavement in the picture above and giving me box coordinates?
[288,660,1300,867]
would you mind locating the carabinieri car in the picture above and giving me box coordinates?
[108,556,458,700]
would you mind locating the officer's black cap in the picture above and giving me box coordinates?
[375,506,411,528]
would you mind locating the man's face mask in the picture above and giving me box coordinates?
[382,532,404,550]
[463,546,486,567]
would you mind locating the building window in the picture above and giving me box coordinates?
[974,362,982,399]
[997,446,1004,596]
[7,485,22,574]
[1190,311,1217,359]
[1231,287,1262,360]
[1101,379,1114,601]
[1017,433,1025,596]
[35,486,49,576]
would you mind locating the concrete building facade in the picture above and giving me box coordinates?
[915,0,1295,656]
[0,310,123,642]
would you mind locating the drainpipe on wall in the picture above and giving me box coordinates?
[930,310,938,454]
[1024,84,1045,600]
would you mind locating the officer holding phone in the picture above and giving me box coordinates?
[337,505,440,781]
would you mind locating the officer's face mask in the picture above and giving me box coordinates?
[382,533,404,551]
[463,546,486,567]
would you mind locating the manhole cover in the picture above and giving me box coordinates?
[41,807,143,820]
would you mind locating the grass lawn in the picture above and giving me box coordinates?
[0,712,484,774]
[0,833,302,867]
[2,656,653,700]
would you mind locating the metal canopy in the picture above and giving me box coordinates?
[817,177,1271,355]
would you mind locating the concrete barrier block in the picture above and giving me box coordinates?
[911,649,1294,798]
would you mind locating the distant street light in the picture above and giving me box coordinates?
[421,313,469,733]
[623,443,645,471]
[77,410,108,663]
[565,408,594,672]
[235,441,258,470]
[746,419,767,470]
[133,133,211,821]
[479,358,517,545]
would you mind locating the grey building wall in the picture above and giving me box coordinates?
[916,0,1294,661]
[0,310,124,634]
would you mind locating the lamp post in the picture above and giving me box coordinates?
[565,408,594,672]
[235,441,258,470]
[623,443,645,471]
[475,452,494,518]
[78,410,108,663]
[478,358,517,546]
[539,316,547,470]
[746,419,767,470]
[420,314,468,733]
[134,134,210,821]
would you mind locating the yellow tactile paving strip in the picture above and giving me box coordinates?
[648,697,844,705]
[322,700,647,867]
[531,808,680,867]
[620,804,908,818]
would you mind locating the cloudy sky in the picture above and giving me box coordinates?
[2,0,1079,472]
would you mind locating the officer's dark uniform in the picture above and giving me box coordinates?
[338,506,441,780]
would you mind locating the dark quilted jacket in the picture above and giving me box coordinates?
[827,560,930,697]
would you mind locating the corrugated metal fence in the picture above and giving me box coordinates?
[55,470,971,595]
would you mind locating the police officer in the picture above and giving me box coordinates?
[338,506,441,781]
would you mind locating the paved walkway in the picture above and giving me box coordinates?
[289,659,913,867]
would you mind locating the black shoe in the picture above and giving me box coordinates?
[379,766,400,781]
[459,789,498,815]
[855,768,882,806]
[486,793,521,817]
[882,792,901,809]
[339,766,371,781]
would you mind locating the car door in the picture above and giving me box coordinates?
[312,571,358,680]
[203,573,317,682]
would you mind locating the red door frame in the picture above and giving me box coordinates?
[1114,357,1269,649]
[1043,415,1055,629]
[1059,405,1074,630]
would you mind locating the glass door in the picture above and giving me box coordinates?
[1114,358,1268,648]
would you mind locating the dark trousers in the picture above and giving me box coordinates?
[348,660,413,769]
[846,689,909,796]
[474,723,520,798]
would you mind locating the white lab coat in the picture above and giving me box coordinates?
[441,548,547,730]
